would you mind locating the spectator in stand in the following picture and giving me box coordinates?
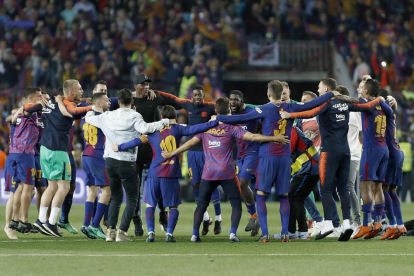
[164,53,184,95]
[44,3,59,35]
[394,44,412,84]
[3,49,20,88]
[73,0,97,21]
[116,9,135,39]
[33,59,58,91]
[60,61,78,87]
[78,28,101,60]
[33,33,51,58]
[97,50,120,88]
[13,31,32,64]
[353,56,371,88]
[60,0,78,29]
[179,65,197,99]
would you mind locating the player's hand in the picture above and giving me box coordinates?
[111,143,119,152]
[274,134,290,144]
[332,91,340,97]
[81,98,93,105]
[161,151,172,159]
[55,95,63,102]
[132,105,136,111]
[147,90,156,100]
[209,115,217,121]
[387,96,397,107]
[280,111,291,119]
[37,97,49,107]
[379,96,386,102]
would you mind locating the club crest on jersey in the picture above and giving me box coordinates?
[201,111,207,117]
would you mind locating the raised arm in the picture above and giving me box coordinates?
[217,106,265,124]
[133,118,170,134]
[56,95,73,118]
[85,111,104,129]
[113,135,149,152]
[161,136,201,159]
[290,92,334,112]
[348,97,381,112]
[242,132,289,144]
[23,103,43,113]
[156,90,192,109]
[11,107,23,124]
[379,100,394,117]
[181,121,219,136]
[63,99,92,116]
[282,102,329,119]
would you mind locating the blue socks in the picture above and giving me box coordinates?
[92,203,108,228]
[211,187,221,216]
[60,193,73,223]
[83,201,94,226]
[361,202,373,226]
[373,204,385,223]
[279,195,290,235]
[384,191,396,225]
[145,207,155,233]
[246,202,256,216]
[390,192,403,225]
[256,194,268,236]
[167,209,179,235]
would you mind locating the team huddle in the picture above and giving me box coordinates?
[3,73,407,243]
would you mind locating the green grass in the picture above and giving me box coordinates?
[0,202,413,276]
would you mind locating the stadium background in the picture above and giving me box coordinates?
[0,0,413,204]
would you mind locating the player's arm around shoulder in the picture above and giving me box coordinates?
[242,131,289,144]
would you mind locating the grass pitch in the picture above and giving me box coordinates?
[0,202,413,276]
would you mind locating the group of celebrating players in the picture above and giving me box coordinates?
[3,73,407,243]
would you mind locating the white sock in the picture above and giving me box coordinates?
[321,220,333,234]
[390,224,396,228]
[49,207,60,225]
[342,219,350,231]
[230,233,236,239]
[203,211,210,221]
[215,215,222,221]
[39,206,48,223]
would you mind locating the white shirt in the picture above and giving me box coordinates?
[348,112,362,160]
[85,108,169,162]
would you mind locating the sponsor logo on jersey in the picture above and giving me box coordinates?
[208,140,221,148]
[336,114,345,121]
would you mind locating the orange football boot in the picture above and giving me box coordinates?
[364,223,382,239]
[389,226,407,240]
[379,227,398,240]
[353,224,373,239]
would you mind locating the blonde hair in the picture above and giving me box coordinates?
[362,75,372,81]
[63,79,79,96]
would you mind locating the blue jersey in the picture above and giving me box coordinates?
[290,98,381,153]
[235,106,260,158]
[384,104,401,153]
[156,91,216,151]
[34,112,44,156]
[24,97,92,151]
[9,112,39,155]
[118,121,218,178]
[81,111,106,159]
[360,98,393,149]
[217,92,334,157]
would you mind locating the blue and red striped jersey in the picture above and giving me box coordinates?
[217,92,334,157]
[195,124,247,180]
[118,121,218,178]
[235,106,260,158]
[156,91,216,152]
[81,111,106,159]
[360,98,393,149]
[9,112,39,155]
